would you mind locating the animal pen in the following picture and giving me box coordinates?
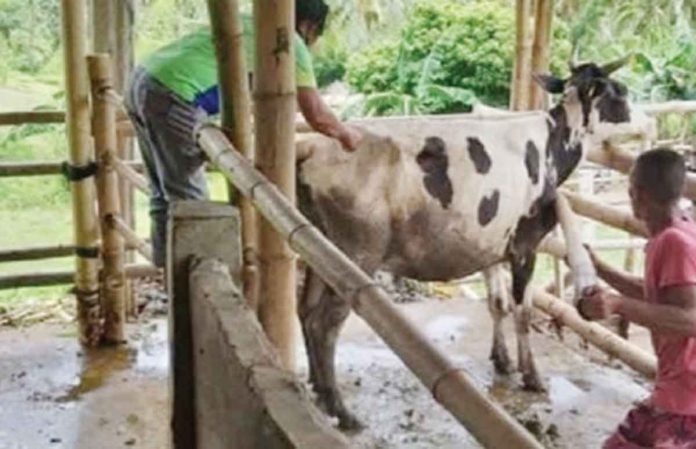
[1,0,696,448]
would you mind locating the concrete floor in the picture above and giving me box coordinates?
[0,296,654,449]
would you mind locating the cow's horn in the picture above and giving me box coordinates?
[601,55,631,75]
[569,45,580,72]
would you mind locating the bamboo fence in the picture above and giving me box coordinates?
[253,0,298,370]
[207,0,260,311]
[197,125,543,449]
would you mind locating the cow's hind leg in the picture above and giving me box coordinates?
[298,268,360,430]
[483,265,512,375]
[511,254,545,392]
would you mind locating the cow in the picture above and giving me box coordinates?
[295,60,640,431]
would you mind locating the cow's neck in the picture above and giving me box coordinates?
[546,103,587,186]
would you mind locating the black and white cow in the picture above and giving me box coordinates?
[296,61,640,430]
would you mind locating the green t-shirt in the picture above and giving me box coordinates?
[141,14,316,114]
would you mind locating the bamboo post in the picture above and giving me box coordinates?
[116,0,137,318]
[206,0,260,311]
[528,0,553,110]
[89,54,126,344]
[60,0,102,346]
[197,126,543,449]
[253,0,298,370]
[511,0,533,110]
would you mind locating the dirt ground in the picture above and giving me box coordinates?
[0,295,654,449]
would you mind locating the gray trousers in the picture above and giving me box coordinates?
[124,67,209,267]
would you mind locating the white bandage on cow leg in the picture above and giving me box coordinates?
[554,193,597,304]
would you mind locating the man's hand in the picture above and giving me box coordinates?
[337,125,363,152]
[578,286,621,321]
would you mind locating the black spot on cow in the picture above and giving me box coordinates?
[525,140,540,185]
[467,137,491,174]
[416,136,453,209]
[546,107,583,185]
[478,190,500,227]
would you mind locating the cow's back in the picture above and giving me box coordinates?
[297,114,553,281]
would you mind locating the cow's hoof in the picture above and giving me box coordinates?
[521,373,546,393]
[490,346,512,375]
[337,411,364,432]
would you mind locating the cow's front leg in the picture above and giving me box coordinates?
[483,265,512,375]
[299,274,361,431]
[511,254,545,392]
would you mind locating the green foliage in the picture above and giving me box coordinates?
[565,0,696,102]
[0,0,61,73]
[344,1,517,116]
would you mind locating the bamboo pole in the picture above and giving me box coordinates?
[0,263,160,290]
[511,0,533,110]
[89,54,126,344]
[638,101,696,116]
[587,144,696,202]
[0,160,143,178]
[60,0,102,346]
[0,111,66,125]
[253,0,298,370]
[113,158,151,194]
[0,244,76,263]
[207,0,260,311]
[108,215,153,262]
[197,125,543,449]
[560,189,649,237]
[529,0,553,110]
[532,288,657,378]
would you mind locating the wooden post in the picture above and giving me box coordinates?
[254,0,298,370]
[60,0,102,346]
[528,0,553,110]
[207,0,260,311]
[89,54,127,344]
[92,0,137,317]
[511,0,533,110]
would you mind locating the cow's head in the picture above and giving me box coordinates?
[534,57,633,133]
[533,57,640,184]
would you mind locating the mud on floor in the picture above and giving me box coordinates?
[0,296,653,449]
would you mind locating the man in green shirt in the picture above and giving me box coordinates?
[125,0,360,267]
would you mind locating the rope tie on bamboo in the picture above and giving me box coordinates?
[429,367,469,401]
[61,161,98,182]
[75,246,100,259]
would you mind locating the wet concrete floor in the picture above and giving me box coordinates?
[0,296,653,449]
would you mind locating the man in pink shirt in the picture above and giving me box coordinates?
[581,148,696,448]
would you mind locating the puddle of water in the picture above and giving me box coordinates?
[55,319,169,403]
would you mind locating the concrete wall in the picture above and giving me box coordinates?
[169,201,351,449]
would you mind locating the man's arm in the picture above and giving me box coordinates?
[587,246,645,299]
[297,87,361,151]
[596,285,696,337]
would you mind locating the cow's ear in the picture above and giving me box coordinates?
[533,73,565,94]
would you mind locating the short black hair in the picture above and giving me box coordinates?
[296,0,329,36]
[632,148,686,203]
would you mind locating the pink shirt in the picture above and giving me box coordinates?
[644,216,696,415]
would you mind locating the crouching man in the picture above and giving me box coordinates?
[580,148,696,448]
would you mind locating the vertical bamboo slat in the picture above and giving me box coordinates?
[60,0,102,346]
[254,0,298,370]
[511,0,533,110]
[207,0,260,311]
[529,0,554,109]
[89,54,127,343]
[116,0,136,318]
